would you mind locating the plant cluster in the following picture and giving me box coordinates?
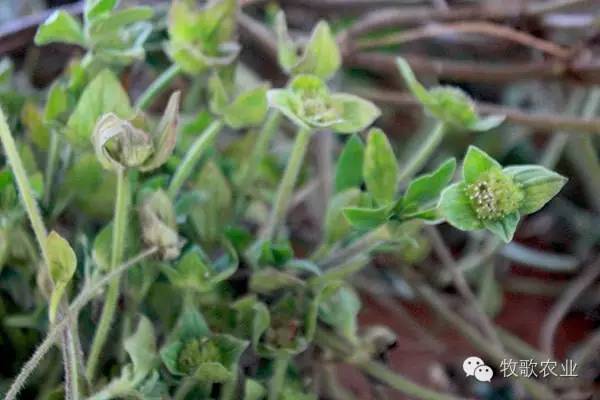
[0,1,567,399]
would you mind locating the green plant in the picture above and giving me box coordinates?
[0,1,572,400]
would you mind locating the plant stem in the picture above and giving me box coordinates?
[0,106,81,399]
[359,360,461,400]
[236,111,282,213]
[315,328,461,400]
[168,120,225,199]
[135,64,182,111]
[425,226,505,353]
[0,106,49,263]
[43,129,59,207]
[397,121,446,185]
[262,127,312,240]
[86,168,131,383]
[4,247,157,400]
[318,225,389,268]
[174,378,196,400]
[268,355,289,400]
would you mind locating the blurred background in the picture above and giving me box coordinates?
[0,0,599,399]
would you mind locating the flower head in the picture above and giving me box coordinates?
[397,58,504,131]
[268,74,380,134]
[92,91,180,171]
[439,146,566,242]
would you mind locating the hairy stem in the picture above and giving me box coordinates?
[168,119,225,199]
[43,129,59,207]
[268,355,289,400]
[397,121,446,185]
[236,111,282,213]
[315,328,461,400]
[318,225,389,268]
[4,247,157,400]
[262,127,312,240]
[135,64,182,111]
[0,106,81,399]
[86,168,131,383]
[0,106,49,262]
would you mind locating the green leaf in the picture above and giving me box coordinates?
[244,379,266,400]
[88,7,154,42]
[484,211,520,242]
[46,231,77,322]
[194,361,231,383]
[330,94,381,133]
[34,10,85,46]
[402,158,456,211]
[124,316,157,381]
[251,302,270,351]
[139,190,183,260]
[85,0,118,21]
[249,268,303,294]
[438,182,483,231]
[470,115,505,131]
[343,206,390,230]
[363,128,398,205]
[174,307,211,343]
[292,21,341,80]
[335,135,364,193]
[92,223,112,272]
[319,286,361,343]
[324,188,361,243]
[223,85,269,129]
[66,69,132,147]
[0,58,13,87]
[275,12,298,73]
[140,91,181,172]
[44,82,68,123]
[503,165,567,215]
[21,102,50,150]
[208,73,230,115]
[267,89,309,130]
[462,146,502,184]
[396,57,433,108]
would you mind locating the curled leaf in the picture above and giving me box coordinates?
[139,190,184,260]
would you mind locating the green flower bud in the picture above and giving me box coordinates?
[397,57,504,131]
[268,74,380,134]
[177,338,221,374]
[92,91,180,172]
[93,113,153,170]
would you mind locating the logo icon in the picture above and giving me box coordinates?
[463,356,494,382]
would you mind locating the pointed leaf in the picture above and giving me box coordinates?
[462,146,502,184]
[403,158,456,210]
[275,11,298,73]
[484,211,520,243]
[124,316,157,380]
[438,182,483,231]
[363,128,398,205]
[330,93,380,133]
[503,165,567,215]
[293,21,341,80]
[343,206,390,230]
[223,85,269,129]
[67,69,132,147]
[335,135,364,193]
[46,231,77,322]
[35,11,85,46]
